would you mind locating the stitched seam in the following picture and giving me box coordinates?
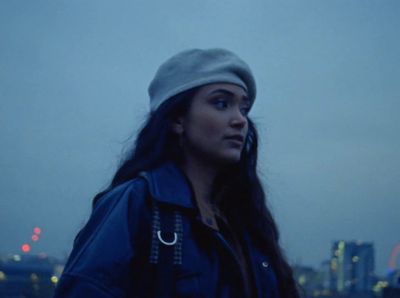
[149,202,161,264]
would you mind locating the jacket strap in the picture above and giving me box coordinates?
[139,171,183,297]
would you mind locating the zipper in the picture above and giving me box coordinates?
[213,231,248,297]
[194,214,249,297]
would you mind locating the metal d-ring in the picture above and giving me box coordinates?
[157,230,178,246]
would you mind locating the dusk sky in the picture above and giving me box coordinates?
[1,1,399,275]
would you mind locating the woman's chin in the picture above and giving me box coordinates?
[215,151,242,165]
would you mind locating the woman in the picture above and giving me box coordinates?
[54,48,299,298]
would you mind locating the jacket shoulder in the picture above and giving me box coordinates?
[59,177,152,291]
[74,177,149,246]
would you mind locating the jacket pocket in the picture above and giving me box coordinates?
[175,271,202,298]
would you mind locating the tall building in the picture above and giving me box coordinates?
[320,260,331,291]
[330,241,375,294]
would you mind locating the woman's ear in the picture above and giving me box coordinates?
[170,116,184,135]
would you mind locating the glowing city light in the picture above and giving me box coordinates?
[330,258,337,271]
[51,276,59,284]
[32,235,39,242]
[0,271,6,281]
[334,250,340,257]
[33,227,41,235]
[21,244,31,253]
[30,273,39,282]
[298,275,306,285]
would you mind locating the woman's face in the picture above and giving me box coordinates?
[174,83,251,165]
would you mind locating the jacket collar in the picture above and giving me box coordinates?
[141,162,195,209]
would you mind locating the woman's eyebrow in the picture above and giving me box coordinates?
[207,89,250,102]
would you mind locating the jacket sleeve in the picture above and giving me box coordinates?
[54,179,151,298]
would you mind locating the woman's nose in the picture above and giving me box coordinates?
[230,108,247,128]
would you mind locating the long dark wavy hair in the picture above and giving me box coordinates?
[92,87,300,298]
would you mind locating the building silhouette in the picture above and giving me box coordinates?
[0,254,63,298]
[330,241,375,295]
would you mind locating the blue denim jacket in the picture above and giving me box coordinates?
[54,162,279,298]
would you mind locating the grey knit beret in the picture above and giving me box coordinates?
[148,48,256,112]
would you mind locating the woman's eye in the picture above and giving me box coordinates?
[213,99,229,109]
[240,106,250,116]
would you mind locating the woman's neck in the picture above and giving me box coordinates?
[179,158,219,204]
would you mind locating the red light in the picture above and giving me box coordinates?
[32,235,39,242]
[22,244,31,253]
[33,227,41,235]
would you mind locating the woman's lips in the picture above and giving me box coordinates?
[225,134,245,142]
[224,135,245,146]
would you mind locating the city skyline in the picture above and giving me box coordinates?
[6,227,400,278]
[1,240,399,297]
